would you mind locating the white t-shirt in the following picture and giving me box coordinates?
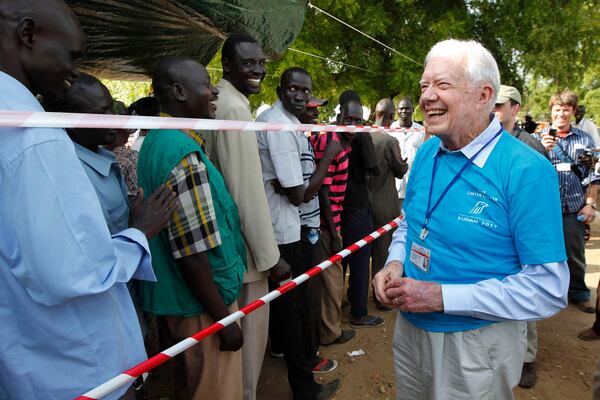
[575,118,600,147]
[388,121,425,198]
[256,100,305,245]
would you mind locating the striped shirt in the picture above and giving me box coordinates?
[299,134,320,228]
[533,126,600,213]
[166,130,221,259]
[310,132,351,231]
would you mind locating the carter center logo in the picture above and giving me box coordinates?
[469,201,489,215]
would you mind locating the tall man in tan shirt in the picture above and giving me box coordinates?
[204,34,291,400]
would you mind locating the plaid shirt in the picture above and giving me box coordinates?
[534,126,600,213]
[166,130,221,259]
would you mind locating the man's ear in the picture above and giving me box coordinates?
[512,103,521,117]
[172,83,186,102]
[276,85,282,101]
[336,113,342,125]
[479,85,494,108]
[17,18,38,48]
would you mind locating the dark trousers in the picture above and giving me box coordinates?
[268,240,320,400]
[341,207,373,319]
[563,213,590,302]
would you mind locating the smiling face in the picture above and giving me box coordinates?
[277,71,311,118]
[223,41,266,97]
[551,104,574,132]
[183,63,219,119]
[20,7,84,99]
[419,56,491,147]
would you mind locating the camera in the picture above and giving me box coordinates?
[578,148,599,168]
[548,128,557,139]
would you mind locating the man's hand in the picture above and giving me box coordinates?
[132,186,178,239]
[271,180,286,196]
[269,257,291,283]
[218,323,243,352]
[323,139,343,160]
[384,277,443,313]
[541,133,556,151]
[372,261,404,306]
[578,204,596,224]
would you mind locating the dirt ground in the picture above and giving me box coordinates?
[147,221,600,400]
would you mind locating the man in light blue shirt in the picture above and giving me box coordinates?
[373,39,569,400]
[0,2,173,399]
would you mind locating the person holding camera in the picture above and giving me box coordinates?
[536,92,600,313]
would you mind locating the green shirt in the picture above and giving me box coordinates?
[137,128,246,317]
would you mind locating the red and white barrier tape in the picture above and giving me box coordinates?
[76,216,402,400]
[0,110,423,133]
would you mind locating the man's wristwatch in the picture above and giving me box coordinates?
[586,202,597,209]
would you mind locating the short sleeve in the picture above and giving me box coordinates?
[166,153,221,259]
[266,131,303,188]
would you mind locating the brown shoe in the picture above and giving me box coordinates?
[574,300,596,313]
[578,327,600,341]
[518,362,537,389]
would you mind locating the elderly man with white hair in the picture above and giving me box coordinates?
[373,39,569,399]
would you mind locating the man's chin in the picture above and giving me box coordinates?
[246,86,261,94]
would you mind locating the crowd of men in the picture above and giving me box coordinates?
[2,1,600,400]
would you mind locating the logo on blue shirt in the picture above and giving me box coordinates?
[469,201,489,215]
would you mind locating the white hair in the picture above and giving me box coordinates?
[425,39,500,105]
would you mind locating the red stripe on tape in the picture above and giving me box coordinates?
[125,352,171,377]
[305,266,323,278]
[330,254,343,263]
[347,244,361,253]
[277,280,298,295]
[240,299,266,314]
[192,322,225,341]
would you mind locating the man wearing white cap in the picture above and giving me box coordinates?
[493,85,547,157]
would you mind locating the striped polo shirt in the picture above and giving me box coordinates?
[310,131,351,231]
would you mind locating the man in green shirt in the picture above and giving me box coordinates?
[137,56,246,400]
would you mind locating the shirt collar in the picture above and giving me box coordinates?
[435,115,502,168]
[0,71,44,111]
[74,143,118,177]
[217,79,250,108]
[273,100,301,124]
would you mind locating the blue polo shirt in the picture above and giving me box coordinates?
[74,143,129,234]
[402,120,565,332]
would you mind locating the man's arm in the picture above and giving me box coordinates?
[440,262,568,320]
[373,214,407,306]
[317,187,342,256]
[279,137,343,204]
[178,253,243,351]
[166,153,243,351]
[209,107,280,273]
[7,139,156,307]
[386,137,408,179]
[579,184,599,223]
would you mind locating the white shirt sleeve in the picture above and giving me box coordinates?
[385,211,408,266]
[442,262,569,321]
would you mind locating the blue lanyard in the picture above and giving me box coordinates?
[419,128,503,241]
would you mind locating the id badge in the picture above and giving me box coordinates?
[410,242,431,272]
[556,162,571,172]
